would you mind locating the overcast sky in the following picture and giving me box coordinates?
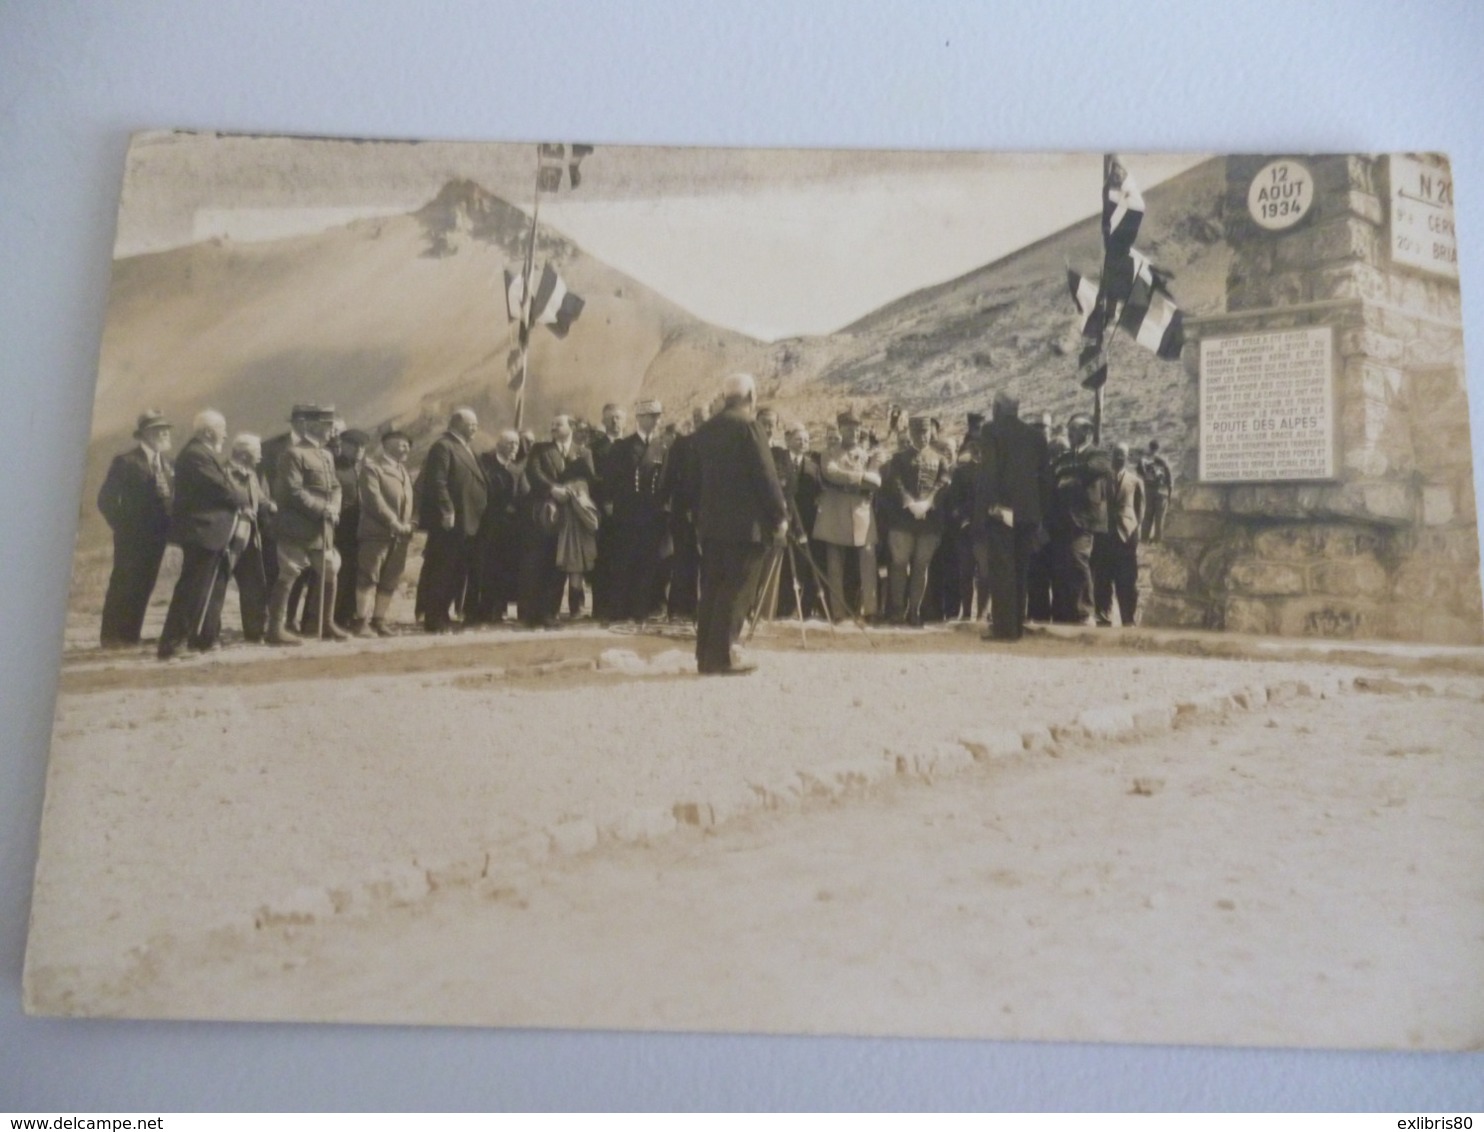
[119,133,1206,340]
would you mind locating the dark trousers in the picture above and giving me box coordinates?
[696,539,767,674]
[472,521,521,622]
[667,516,700,619]
[1026,541,1054,623]
[617,513,669,621]
[592,521,620,621]
[158,543,230,656]
[100,531,167,645]
[333,534,358,625]
[1053,531,1096,623]
[1093,533,1139,625]
[423,528,478,631]
[233,538,268,642]
[984,522,1036,640]
[954,529,987,620]
[1143,494,1169,543]
[518,529,567,625]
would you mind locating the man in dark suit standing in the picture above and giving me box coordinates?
[419,407,489,633]
[589,403,626,622]
[472,428,526,625]
[157,410,243,660]
[660,406,706,622]
[975,391,1052,641]
[97,409,175,647]
[692,373,788,676]
[519,413,595,627]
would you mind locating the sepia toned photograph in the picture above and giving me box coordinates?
[22,132,1483,1049]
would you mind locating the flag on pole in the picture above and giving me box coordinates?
[1118,250,1184,359]
[536,143,594,192]
[1077,342,1108,391]
[1067,268,1105,338]
[1101,154,1144,258]
[507,263,585,337]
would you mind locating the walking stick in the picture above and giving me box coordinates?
[794,538,878,647]
[318,512,332,639]
[193,549,225,645]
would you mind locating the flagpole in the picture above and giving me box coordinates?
[515,144,546,432]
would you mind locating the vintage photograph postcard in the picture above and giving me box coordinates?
[23,132,1483,1048]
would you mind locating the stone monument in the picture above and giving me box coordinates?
[1143,154,1481,643]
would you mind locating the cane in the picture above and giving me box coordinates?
[193,549,225,645]
[318,512,332,639]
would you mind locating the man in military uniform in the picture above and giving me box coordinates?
[879,414,953,626]
[267,404,344,645]
[606,398,673,622]
[814,410,883,622]
[1048,412,1113,625]
[97,409,174,647]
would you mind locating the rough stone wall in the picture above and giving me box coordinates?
[1143,154,1482,644]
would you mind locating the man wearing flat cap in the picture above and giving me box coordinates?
[814,409,884,622]
[267,403,345,644]
[97,409,175,647]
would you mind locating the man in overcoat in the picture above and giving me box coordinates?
[419,407,490,633]
[691,374,788,675]
[97,409,175,647]
[157,410,241,659]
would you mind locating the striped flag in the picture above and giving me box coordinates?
[505,263,585,337]
[1116,249,1184,359]
[1102,155,1144,258]
[537,143,594,192]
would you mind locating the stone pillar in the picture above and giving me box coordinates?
[1143,154,1480,643]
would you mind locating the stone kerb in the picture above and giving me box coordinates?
[1143,153,1480,645]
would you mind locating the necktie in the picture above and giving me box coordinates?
[152,453,171,501]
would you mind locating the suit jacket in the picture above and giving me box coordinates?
[477,452,527,534]
[1109,467,1146,544]
[975,414,1051,532]
[693,408,787,544]
[659,431,701,525]
[358,454,415,541]
[97,445,173,539]
[420,431,489,536]
[168,437,241,551]
[273,437,342,547]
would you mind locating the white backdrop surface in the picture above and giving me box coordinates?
[2,0,1482,1110]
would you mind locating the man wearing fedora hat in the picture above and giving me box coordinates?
[97,409,176,647]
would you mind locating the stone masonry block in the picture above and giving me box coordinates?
[1020,725,1055,753]
[1223,597,1275,635]
[1310,556,1390,599]
[1228,559,1307,596]
[1129,702,1177,735]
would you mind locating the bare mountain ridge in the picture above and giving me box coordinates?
[793,157,1231,453]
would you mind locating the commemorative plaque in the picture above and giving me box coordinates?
[1246,158,1314,232]
[1199,326,1335,482]
[1389,154,1458,279]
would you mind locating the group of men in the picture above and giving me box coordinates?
[95,383,1173,665]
